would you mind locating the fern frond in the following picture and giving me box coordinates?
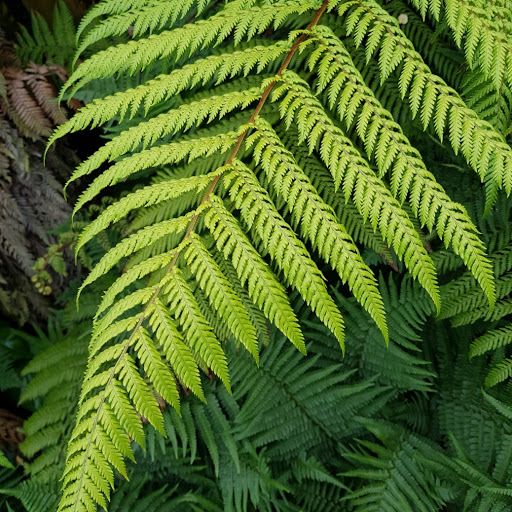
[60,361,153,510]
[280,130,393,260]
[163,266,230,390]
[62,89,260,200]
[148,298,204,399]
[60,263,232,511]
[19,336,87,481]
[451,297,512,327]
[78,215,192,298]
[302,24,495,306]
[249,119,387,342]
[461,66,512,134]
[485,358,512,388]
[272,70,440,310]
[94,250,180,321]
[76,0,163,39]
[341,420,447,512]
[0,452,13,470]
[468,323,512,388]
[70,133,238,216]
[333,0,512,200]
[224,159,346,348]
[16,1,76,69]
[75,0,208,60]
[233,336,388,460]
[49,41,289,141]
[204,194,305,353]
[1,478,61,512]
[470,324,512,359]
[20,340,87,403]
[45,0,512,509]
[408,0,512,91]
[215,253,271,347]
[184,233,259,361]
[75,169,225,252]
[63,0,317,97]
[440,271,512,320]
[440,243,512,320]
[385,0,464,89]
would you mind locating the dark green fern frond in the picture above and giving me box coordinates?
[461,67,512,135]
[16,1,76,70]
[342,420,448,512]
[233,335,388,460]
[1,478,61,512]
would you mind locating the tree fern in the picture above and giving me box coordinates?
[302,24,494,305]
[39,0,512,509]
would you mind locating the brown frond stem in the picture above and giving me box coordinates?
[167,0,330,277]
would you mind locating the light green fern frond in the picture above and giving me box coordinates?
[225,158,346,347]
[49,41,290,142]
[184,233,259,361]
[408,0,512,91]
[332,0,512,201]
[301,24,495,306]
[204,194,305,352]
[385,0,464,89]
[248,119,387,341]
[46,0,512,510]
[279,129,393,262]
[0,453,13,470]
[61,0,318,97]
[271,70,441,310]
[75,0,212,60]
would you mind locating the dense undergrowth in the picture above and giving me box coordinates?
[1,0,512,510]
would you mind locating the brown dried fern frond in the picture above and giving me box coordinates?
[0,408,24,452]
[0,29,69,139]
[0,29,78,324]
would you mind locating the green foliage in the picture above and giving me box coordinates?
[38,0,512,509]
[16,1,77,70]
[1,0,512,511]
[0,452,14,469]
[12,272,512,512]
